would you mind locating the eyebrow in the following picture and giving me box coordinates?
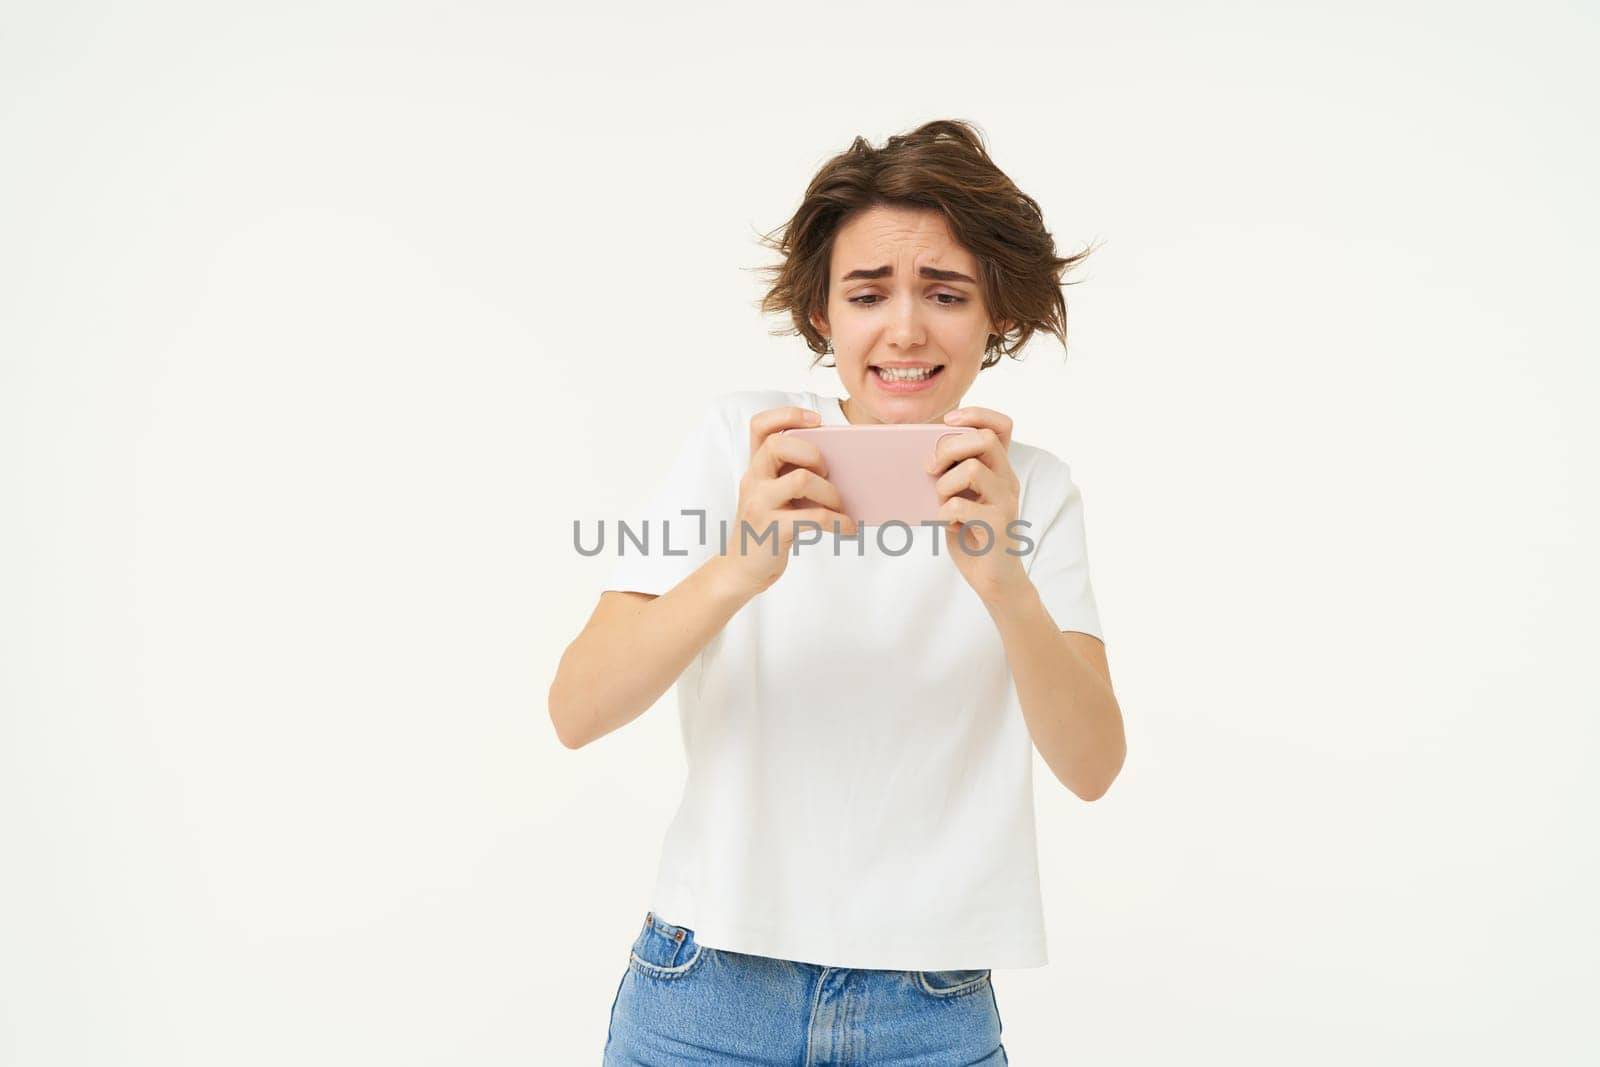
[840,265,978,285]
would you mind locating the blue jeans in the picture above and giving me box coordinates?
[602,911,1008,1066]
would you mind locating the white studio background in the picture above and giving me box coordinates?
[2,2,1595,1064]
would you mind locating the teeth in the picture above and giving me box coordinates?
[876,366,936,381]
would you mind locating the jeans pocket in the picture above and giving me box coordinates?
[627,911,709,980]
[915,968,992,998]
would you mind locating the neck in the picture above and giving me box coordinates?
[839,395,959,426]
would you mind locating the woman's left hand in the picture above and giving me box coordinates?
[926,406,1032,607]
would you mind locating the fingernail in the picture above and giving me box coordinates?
[805,410,819,422]
[944,409,962,422]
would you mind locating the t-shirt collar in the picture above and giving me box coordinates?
[819,394,849,426]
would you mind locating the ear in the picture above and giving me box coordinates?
[809,309,831,340]
[991,317,1014,336]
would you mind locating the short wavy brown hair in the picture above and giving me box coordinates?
[752,119,1098,371]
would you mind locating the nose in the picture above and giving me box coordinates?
[887,289,926,350]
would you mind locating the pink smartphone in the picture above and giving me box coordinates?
[778,424,982,525]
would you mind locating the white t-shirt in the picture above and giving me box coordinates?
[604,388,1103,971]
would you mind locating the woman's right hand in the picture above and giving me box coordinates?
[723,406,859,595]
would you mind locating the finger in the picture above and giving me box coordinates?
[938,495,1000,531]
[925,427,981,474]
[760,430,829,482]
[749,406,821,462]
[934,456,1000,504]
[928,427,1009,480]
[937,495,978,532]
[941,406,1013,449]
[780,507,860,540]
[739,507,859,546]
[759,466,845,514]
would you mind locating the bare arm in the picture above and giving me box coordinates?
[549,405,856,749]
[986,589,1124,801]
[547,555,759,749]
[927,406,1124,800]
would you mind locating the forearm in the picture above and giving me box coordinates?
[550,554,756,748]
[985,584,1125,800]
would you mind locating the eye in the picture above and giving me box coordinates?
[848,293,966,307]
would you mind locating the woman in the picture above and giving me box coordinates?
[551,119,1125,1065]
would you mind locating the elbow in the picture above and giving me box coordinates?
[552,717,586,751]
[550,701,589,750]
[1073,740,1126,803]
[547,672,590,750]
[1075,779,1113,803]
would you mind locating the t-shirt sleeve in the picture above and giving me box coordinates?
[603,395,740,597]
[1022,457,1104,640]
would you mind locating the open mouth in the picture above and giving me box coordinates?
[869,364,944,384]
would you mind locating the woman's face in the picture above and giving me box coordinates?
[811,204,1010,425]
